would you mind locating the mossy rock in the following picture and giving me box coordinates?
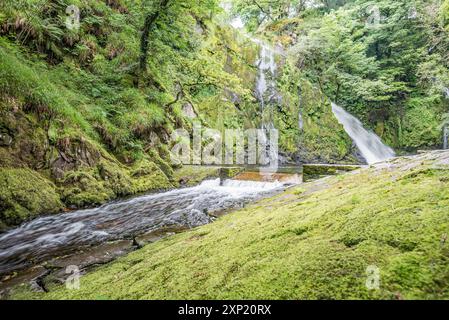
[59,169,114,208]
[147,149,174,179]
[295,81,358,164]
[220,167,244,179]
[0,168,63,229]
[0,107,48,169]
[130,159,173,193]
[97,160,133,197]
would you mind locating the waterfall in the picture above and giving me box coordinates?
[331,103,396,164]
[255,40,277,110]
[225,7,281,168]
[253,39,280,168]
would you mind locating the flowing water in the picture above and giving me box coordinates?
[254,39,282,168]
[0,179,285,276]
[255,40,278,110]
[331,103,396,164]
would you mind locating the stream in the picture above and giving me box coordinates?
[0,179,286,279]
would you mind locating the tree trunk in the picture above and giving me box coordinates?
[139,0,170,73]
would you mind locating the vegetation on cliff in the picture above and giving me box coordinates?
[1,0,449,301]
[233,0,449,151]
[0,0,361,228]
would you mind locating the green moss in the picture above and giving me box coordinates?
[173,166,221,187]
[98,160,133,196]
[0,168,63,229]
[11,152,449,300]
[220,167,244,179]
[303,164,360,181]
[58,158,173,208]
[147,149,174,180]
[296,81,357,164]
[130,159,173,193]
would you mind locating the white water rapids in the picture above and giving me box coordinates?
[331,103,396,164]
[0,179,285,275]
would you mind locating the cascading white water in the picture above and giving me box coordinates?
[331,103,395,164]
[224,6,281,167]
[0,178,285,275]
[254,40,280,168]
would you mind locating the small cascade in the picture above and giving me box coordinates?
[255,41,277,109]
[221,179,283,190]
[331,103,396,164]
[0,179,285,275]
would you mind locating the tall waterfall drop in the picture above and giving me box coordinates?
[331,103,395,164]
[255,41,277,110]
[254,40,280,167]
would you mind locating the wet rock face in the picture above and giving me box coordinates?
[0,133,13,146]
[50,138,101,179]
[0,111,48,169]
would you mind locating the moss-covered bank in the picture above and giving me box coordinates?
[10,151,449,300]
[0,169,63,230]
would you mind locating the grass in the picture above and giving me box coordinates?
[10,151,449,300]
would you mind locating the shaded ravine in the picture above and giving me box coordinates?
[0,179,286,279]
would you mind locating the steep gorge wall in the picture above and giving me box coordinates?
[0,0,358,230]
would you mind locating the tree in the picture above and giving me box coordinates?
[139,0,171,73]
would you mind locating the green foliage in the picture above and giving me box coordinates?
[231,0,348,32]
[401,97,442,149]
[245,0,449,151]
